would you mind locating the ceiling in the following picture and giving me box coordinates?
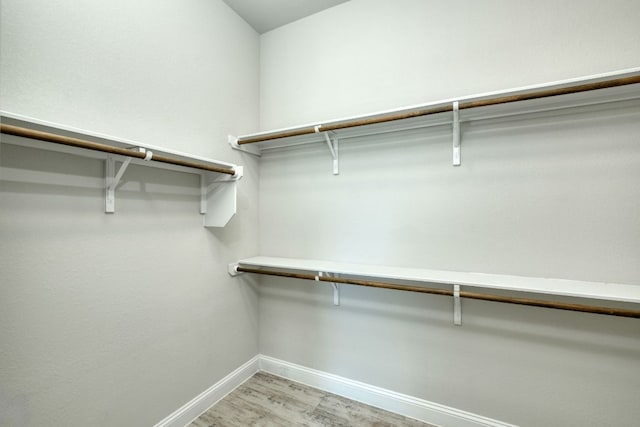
[222,0,350,34]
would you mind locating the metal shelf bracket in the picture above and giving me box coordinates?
[317,271,340,305]
[452,101,461,166]
[332,282,340,306]
[453,284,462,325]
[315,126,339,175]
[105,147,151,213]
[200,173,207,214]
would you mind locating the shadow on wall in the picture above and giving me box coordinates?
[258,275,640,360]
[0,143,201,211]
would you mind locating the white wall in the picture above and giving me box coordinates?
[261,0,640,129]
[258,1,640,426]
[0,1,260,426]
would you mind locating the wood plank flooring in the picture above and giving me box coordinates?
[189,372,435,427]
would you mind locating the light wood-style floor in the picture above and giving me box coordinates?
[189,372,435,427]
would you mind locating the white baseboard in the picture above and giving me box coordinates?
[155,354,516,427]
[153,355,259,427]
[259,355,518,427]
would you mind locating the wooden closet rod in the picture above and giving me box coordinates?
[236,266,640,319]
[0,124,237,175]
[237,74,640,144]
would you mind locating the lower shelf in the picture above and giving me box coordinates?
[230,256,640,320]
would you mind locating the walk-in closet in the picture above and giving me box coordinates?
[1,1,639,426]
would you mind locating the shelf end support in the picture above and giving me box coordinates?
[228,263,241,276]
[229,134,262,157]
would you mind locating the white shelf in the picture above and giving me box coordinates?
[1,112,241,227]
[237,256,640,304]
[1,111,237,171]
[232,67,640,156]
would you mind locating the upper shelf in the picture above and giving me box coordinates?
[230,68,640,154]
[1,111,239,175]
[1,112,242,227]
[235,256,640,304]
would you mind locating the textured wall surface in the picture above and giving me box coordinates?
[2,1,640,426]
[0,1,260,426]
[258,1,640,426]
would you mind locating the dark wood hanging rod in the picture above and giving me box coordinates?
[237,74,640,145]
[0,124,237,175]
[236,266,640,319]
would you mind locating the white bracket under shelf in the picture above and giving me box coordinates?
[201,173,235,216]
[315,126,339,175]
[228,134,262,157]
[200,173,207,214]
[105,147,151,213]
[452,101,461,166]
[318,271,340,305]
[202,167,243,227]
[453,284,462,326]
